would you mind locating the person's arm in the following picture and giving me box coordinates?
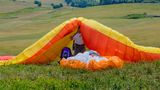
[72,33,77,40]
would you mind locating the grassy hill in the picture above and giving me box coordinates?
[0,0,160,89]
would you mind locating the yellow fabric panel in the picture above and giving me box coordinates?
[79,17,160,54]
[33,29,77,64]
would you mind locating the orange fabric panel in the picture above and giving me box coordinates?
[115,43,126,60]
[96,34,109,55]
[60,56,124,71]
[98,60,113,69]
[140,52,146,61]
[124,47,134,62]
[107,38,118,56]
[132,49,140,62]
[80,22,160,62]
[88,60,102,71]
[60,59,87,69]
[108,56,124,68]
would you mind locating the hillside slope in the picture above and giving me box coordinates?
[0,3,160,55]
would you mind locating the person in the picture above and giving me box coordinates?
[58,47,72,64]
[71,26,85,55]
[60,47,72,59]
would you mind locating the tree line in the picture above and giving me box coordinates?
[99,0,144,5]
[12,0,160,9]
[65,0,160,8]
[34,0,63,9]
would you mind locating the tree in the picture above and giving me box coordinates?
[71,2,75,7]
[100,0,107,5]
[65,0,72,5]
[60,3,63,7]
[51,3,63,9]
[37,2,42,7]
[134,0,144,3]
[78,1,87,8]
[34,0,42,7]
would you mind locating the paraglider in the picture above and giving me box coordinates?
[0,17,159,68]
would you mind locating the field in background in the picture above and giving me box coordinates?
[0,0,160,89]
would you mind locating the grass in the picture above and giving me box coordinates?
[0,7,47,19]
[0,1,160,89]
[123,13,147,19]
[123,12,160,19]
[0,61,159,90]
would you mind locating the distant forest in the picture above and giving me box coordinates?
[65,0,160,8]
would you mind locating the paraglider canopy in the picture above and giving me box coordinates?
[0,17,160,66]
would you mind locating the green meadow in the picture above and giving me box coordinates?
[0,0,160,89]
